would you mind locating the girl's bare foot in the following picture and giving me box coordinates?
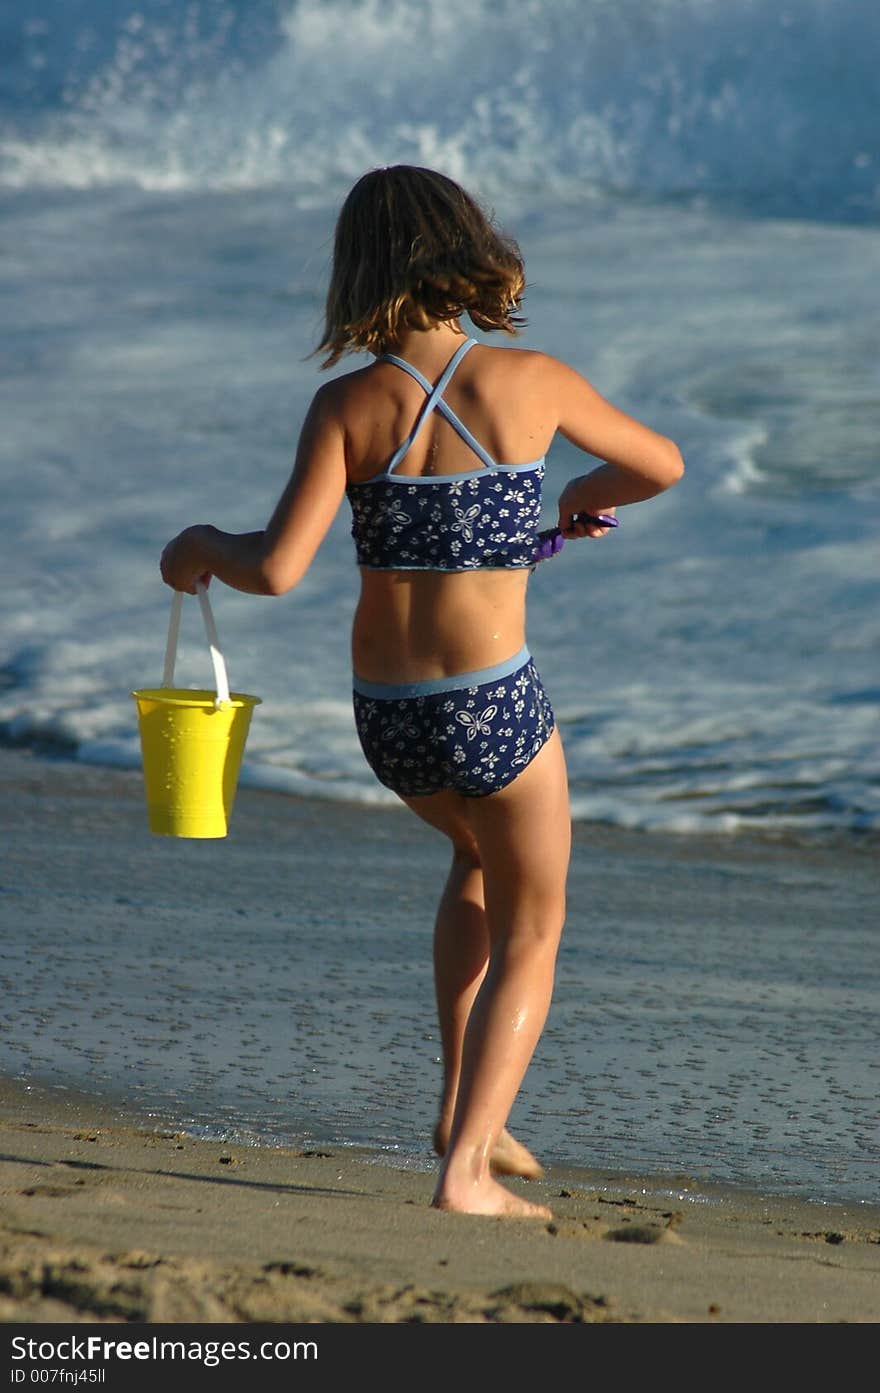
[489,1129,545,1180]
[432,1173,552,1219]
[433,1124,544,1180]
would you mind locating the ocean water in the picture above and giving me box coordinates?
[1,1,878,1208]
[2,0,879,838]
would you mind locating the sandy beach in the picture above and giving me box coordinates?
[1,746,879,1325]
[2,1076,880,1326]
[1,1079,879,1325]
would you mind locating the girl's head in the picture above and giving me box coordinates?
[317,165,526,366]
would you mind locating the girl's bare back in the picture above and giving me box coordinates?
[339,339,547,682]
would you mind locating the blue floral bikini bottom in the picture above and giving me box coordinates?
[352,646,555,799]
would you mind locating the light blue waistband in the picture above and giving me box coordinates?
[353,646,531,699]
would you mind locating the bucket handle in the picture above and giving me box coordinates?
[162,581,231,708]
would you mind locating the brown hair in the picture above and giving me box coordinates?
[315,165,526,367]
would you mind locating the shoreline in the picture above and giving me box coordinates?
[5,729,880,850]
[1,1074,879,1324]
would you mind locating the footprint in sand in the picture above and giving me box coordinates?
[606,1221,683,1245]
[19,1184,78,1199]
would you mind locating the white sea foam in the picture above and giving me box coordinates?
[2,0,879,220]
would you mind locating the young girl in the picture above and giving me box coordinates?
[160,165,684,1219]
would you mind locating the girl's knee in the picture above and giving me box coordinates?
[493,896,566,952]
[451,836,482,870]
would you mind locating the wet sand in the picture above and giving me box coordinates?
[0,746,879,1323]
[1,1077,879,1324]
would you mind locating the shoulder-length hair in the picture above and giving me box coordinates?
[315,165,526,367]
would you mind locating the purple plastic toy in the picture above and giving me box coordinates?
[533,512,618,562]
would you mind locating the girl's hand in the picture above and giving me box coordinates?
[569,507,616,540]
[558,480,616,539]
[160,525,213,594]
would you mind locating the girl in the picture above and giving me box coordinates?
[160,165,684,1219]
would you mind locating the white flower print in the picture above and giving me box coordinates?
[512,736,544,767]
[456,704,497,741]
[350,455,546,571]
[381,712,420,743]
[420,525,441,551]
[386,498,411,525]
[451,503,482,543]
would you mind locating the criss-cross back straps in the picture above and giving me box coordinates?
[380,338,497,474]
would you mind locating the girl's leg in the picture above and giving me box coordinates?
[400,791,545,1180]
[431,840,489,1154]
[433,728,570,1218]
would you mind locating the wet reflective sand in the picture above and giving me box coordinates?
[1,749,876,1204]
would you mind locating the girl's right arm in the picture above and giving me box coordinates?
[160,382,348,595]
[544,357,684,536]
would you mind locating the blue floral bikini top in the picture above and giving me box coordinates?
[346,338,545,571]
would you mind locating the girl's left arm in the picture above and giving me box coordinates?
[160,383,347,595]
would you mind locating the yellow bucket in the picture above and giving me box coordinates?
[132,585,261,838]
